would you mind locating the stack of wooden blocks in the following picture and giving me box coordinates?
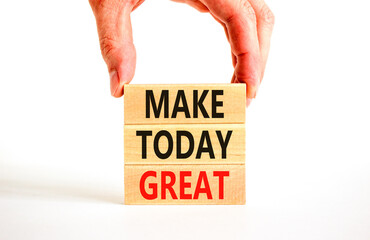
[124,84,246,204]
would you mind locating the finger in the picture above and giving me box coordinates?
[247,0,275,77]
[89,0,137,97]
[231,72,236,83]
[231,50,237,68]
[247,98,253,107]
[133,0,145,11]
[200,0,262,98]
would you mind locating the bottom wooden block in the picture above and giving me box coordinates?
[124,164,245,205]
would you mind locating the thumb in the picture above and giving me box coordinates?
[90,0,136,97]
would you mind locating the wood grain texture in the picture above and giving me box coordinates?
[124,164,245,205]
[124,84,246,125]
[124,124,245,164]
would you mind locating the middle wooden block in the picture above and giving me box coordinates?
[124,124,245,164]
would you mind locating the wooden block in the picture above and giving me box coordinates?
[124,124,245,164]
[124,84,246,125]
[123,84,246,205]
[124,164,245,205]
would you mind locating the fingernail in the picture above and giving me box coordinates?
[247,98,253,107]
[247,84,259,99]
[253,81,260,98]
[110,70,119,96]
[255,82,260,97]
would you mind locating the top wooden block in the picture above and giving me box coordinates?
[124,84,246,125]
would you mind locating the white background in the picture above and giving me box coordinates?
[1,0,370,239]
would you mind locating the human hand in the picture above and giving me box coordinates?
[89,0,274,105]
